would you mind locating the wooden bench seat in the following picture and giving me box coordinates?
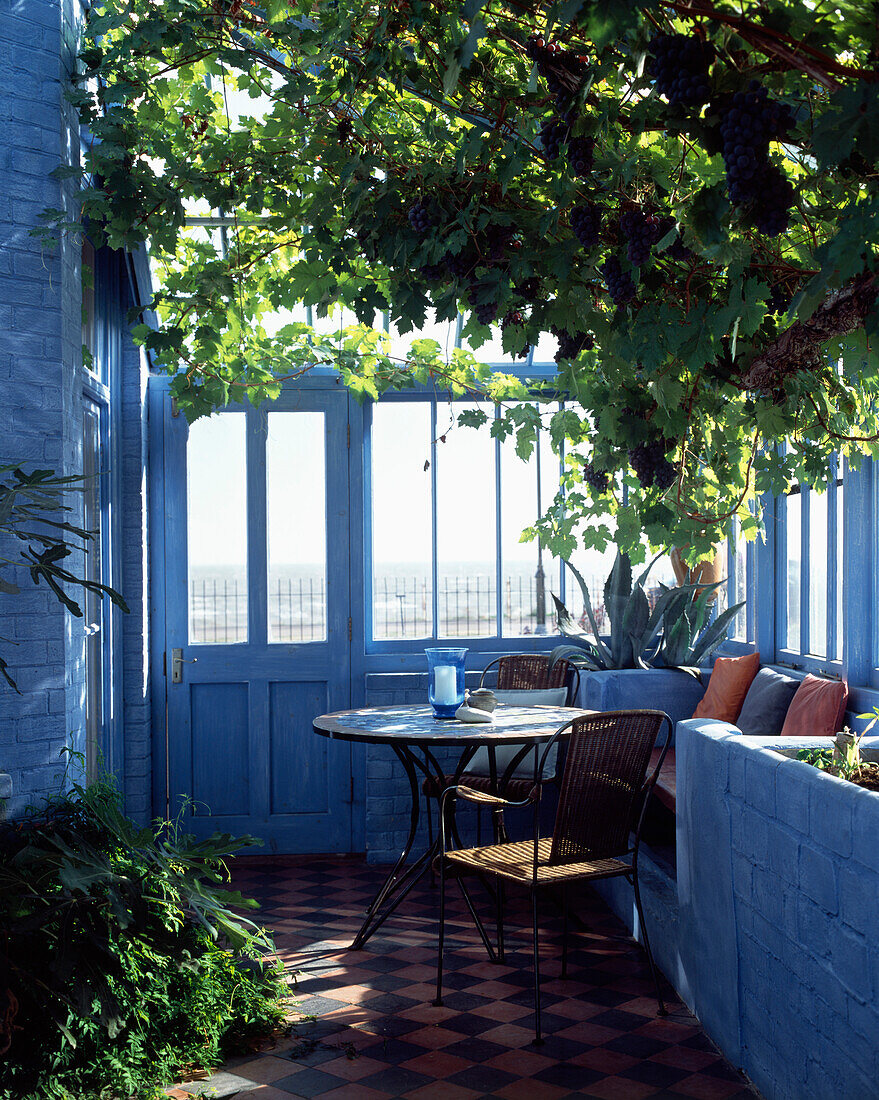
[649,747,676,813]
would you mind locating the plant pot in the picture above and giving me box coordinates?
[669,546,725,602]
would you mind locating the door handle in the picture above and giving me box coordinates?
[171,648,197,684]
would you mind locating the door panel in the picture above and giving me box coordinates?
[161,389,353,852]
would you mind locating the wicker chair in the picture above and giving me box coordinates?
[422,654,579,846]
[434,709,672,1043]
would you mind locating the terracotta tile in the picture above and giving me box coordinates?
[316,1055,395,1082]
[399,1049,473,1077]
[244,1087,305,1100]
[467,999,532,1023]
[475,1022,536,1048]
[321,1084,393,1100]
[582,1075,659,1099]
[232,1056,303,1084]
[399,1025,463,1050]
[403,1083,483,1100]
[570,1047,639,1074]
[493,1079,570,1100]
[650,1045,719,1072]
[481,1047,556,1076]
[671,1073,750,1099]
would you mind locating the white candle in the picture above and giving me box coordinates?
[433,664,458,706]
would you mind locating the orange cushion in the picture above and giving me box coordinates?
[692,652,761,723]
[780,674,848,737]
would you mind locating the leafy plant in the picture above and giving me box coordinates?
[0,771,289,1099]
[0,464,129,691]
[550,551,743,671]
[46,1,879,557]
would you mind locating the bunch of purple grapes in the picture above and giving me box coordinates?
[525,36,589,109]
[583,462,610,493]
[619,209,662,266]
[718,82,795,235]
[515,276,542,302]
[570,202,601,249]
[484,222,517,262]
[407,199,435,233]
[648,33,714,107]
[599,256,636,305]
[552,326,593,363]
[628,439,677,491]
[468,285,497,325]
[655,216,692,261]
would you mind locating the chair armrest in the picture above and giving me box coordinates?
[451,784,541,807]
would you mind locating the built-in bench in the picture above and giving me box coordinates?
[649,747,677,812]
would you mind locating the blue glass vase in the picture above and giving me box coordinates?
[425,647,468,719]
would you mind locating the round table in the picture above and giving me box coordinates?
[313,702,588,949]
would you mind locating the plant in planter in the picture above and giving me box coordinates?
[796,712,879,793]
[550,550,743,672]
[0,768,290,1099]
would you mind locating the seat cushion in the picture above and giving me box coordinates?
[736,667,800,736]
[445,837,631,884]
[692,652,760,723]
[466,688,568,779]
[780,674,848,737]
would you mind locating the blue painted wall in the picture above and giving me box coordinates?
[0,0,151,821]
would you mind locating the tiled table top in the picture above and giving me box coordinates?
[169,856,759,1100]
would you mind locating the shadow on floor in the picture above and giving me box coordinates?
[168,856,759,1100]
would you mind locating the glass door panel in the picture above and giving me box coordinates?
[187,413,248,644]
[267,411,327,643]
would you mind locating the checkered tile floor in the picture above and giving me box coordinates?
[170,856,759,1100]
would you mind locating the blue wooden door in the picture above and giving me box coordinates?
[159,385,354,852]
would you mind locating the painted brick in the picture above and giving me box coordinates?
[797,844,838,913]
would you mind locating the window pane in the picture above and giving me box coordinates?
[437,403,496,637]
[83,404,103,781]
[731,524,748,640]
[809,488,828,656]
[188,414,248,644]
[501,426,558,636]
[786,492,801,651]
[267,412,327,643]
[840,477,844,655]
[371,403,433,639]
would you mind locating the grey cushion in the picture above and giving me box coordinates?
[736,668,800,736]
[467,687,567,779]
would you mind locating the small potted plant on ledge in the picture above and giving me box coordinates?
[796,712,879,793]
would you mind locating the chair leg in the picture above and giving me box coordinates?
[495,878,505,964]
[632,869,666,1016]
[531,888,543,1045]
[425,792,435,886]
[434,844,447,1007]
[561,886,569,980]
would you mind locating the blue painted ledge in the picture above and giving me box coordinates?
[577,667,707,733]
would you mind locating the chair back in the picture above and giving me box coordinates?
[549,710,669,864]
[481,654,579,704]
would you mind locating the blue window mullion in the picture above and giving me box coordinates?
[800,487,810,656]
[430,401,439,641]
[826,458,839,661]
[247,405,268,645]
[494,408,503,637]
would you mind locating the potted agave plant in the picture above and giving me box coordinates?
[550,550,744,673]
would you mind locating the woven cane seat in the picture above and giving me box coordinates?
[445,837,632,885]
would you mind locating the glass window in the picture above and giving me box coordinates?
[371,402,433,640]
[187,414,248,644]
[369,400,569,643]
[267,411,327,642]
[781,460,843,662]
[82,402,103,781]
[436,402,497,637]
[785,491,801,651]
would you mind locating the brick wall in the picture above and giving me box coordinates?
[0,0,152,821]
[675,727,879,1100]
[0,0,85,812]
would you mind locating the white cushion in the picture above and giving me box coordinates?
[466,687,567,780]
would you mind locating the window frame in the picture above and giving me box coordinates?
[774,458,845,679]
[362,371,569,656]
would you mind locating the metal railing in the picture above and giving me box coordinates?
[189,573,610,644]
